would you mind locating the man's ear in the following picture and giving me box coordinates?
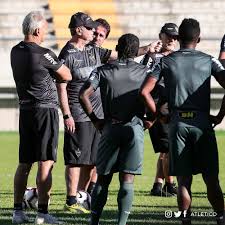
[159,33,161,40]
[33,28,39,36]
[76,27,82,36]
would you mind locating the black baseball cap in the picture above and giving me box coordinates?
[68,12,97,29]
[160,23,178,36]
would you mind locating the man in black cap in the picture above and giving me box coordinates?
[57,11,112,213]
[57,12,159,213]
[141,23,178,197]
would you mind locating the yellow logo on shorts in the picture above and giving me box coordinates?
[179,111,196,118]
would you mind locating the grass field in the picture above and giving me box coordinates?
[1,131,225,225]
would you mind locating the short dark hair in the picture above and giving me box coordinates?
[179,18,200,44]
[95,18,111,38]
[116,33,139,59]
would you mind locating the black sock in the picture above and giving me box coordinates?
[153,182,162,190]
[90,182,109,225]
[14,203,23,211]
[87,182,96,196]
[66,195,77,206]
[38,204,48,214]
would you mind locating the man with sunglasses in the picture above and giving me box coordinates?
[57,12,114,213]
[58,11,160,213]
[141,23,178,197]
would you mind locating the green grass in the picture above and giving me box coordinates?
[1,131,225,225]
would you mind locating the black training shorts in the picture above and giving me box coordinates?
[149,120,169,153]
[63,121,100,166]
[19,107,59,163]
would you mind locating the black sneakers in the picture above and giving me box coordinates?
[163,182,177,196]
[150,182,177,197]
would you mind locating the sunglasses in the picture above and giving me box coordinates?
[84,26,93,31]
[167,34,178,40]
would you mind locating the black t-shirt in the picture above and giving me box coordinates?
[58,42,111,122]
[11,41,62,109]
[141,52,166,104]
[88,59,148,121]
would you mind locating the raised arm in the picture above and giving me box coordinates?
[108,40,162,60]
[137,40,162,57]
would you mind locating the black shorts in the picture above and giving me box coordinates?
[149,120,169,153]
[19,108,59,163]
[63,121,100,166]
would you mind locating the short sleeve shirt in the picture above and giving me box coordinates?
[87,59,148,121]
[58,42,111,122]
[10,41,62,109]
[150,49,225,112]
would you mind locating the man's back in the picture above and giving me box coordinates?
[90,59,147,121]
[154,49,223,112]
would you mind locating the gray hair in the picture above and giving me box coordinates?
[22,11,45,35]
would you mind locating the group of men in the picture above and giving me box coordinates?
[10,9,225,225]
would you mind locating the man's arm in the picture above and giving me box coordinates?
[139,76,158,117]
[79,82,95,116]
[137,40,162,57]
[57,82,75,133]
[108,40,162,60]
[79,82,104,130]
[55,64,72,82]
[211,70,225,127]
[210,95,225,127]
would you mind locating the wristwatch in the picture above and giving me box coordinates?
[63,114,72,120]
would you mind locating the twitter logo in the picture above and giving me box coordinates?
[174,210,187,218]
[174,211,182,218]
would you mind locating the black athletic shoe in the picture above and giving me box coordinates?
[150,187,174,197]
[163,182,177,196]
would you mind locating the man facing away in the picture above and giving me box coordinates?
[140,18,225,225]
[79,33,152,225]
[11,11,71,224]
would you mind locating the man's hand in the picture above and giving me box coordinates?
[93,119,105,132]
[148,40,162,54]
[143,119,156,130]
[64,117,75,133]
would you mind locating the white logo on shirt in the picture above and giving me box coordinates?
[44,53,58,65]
